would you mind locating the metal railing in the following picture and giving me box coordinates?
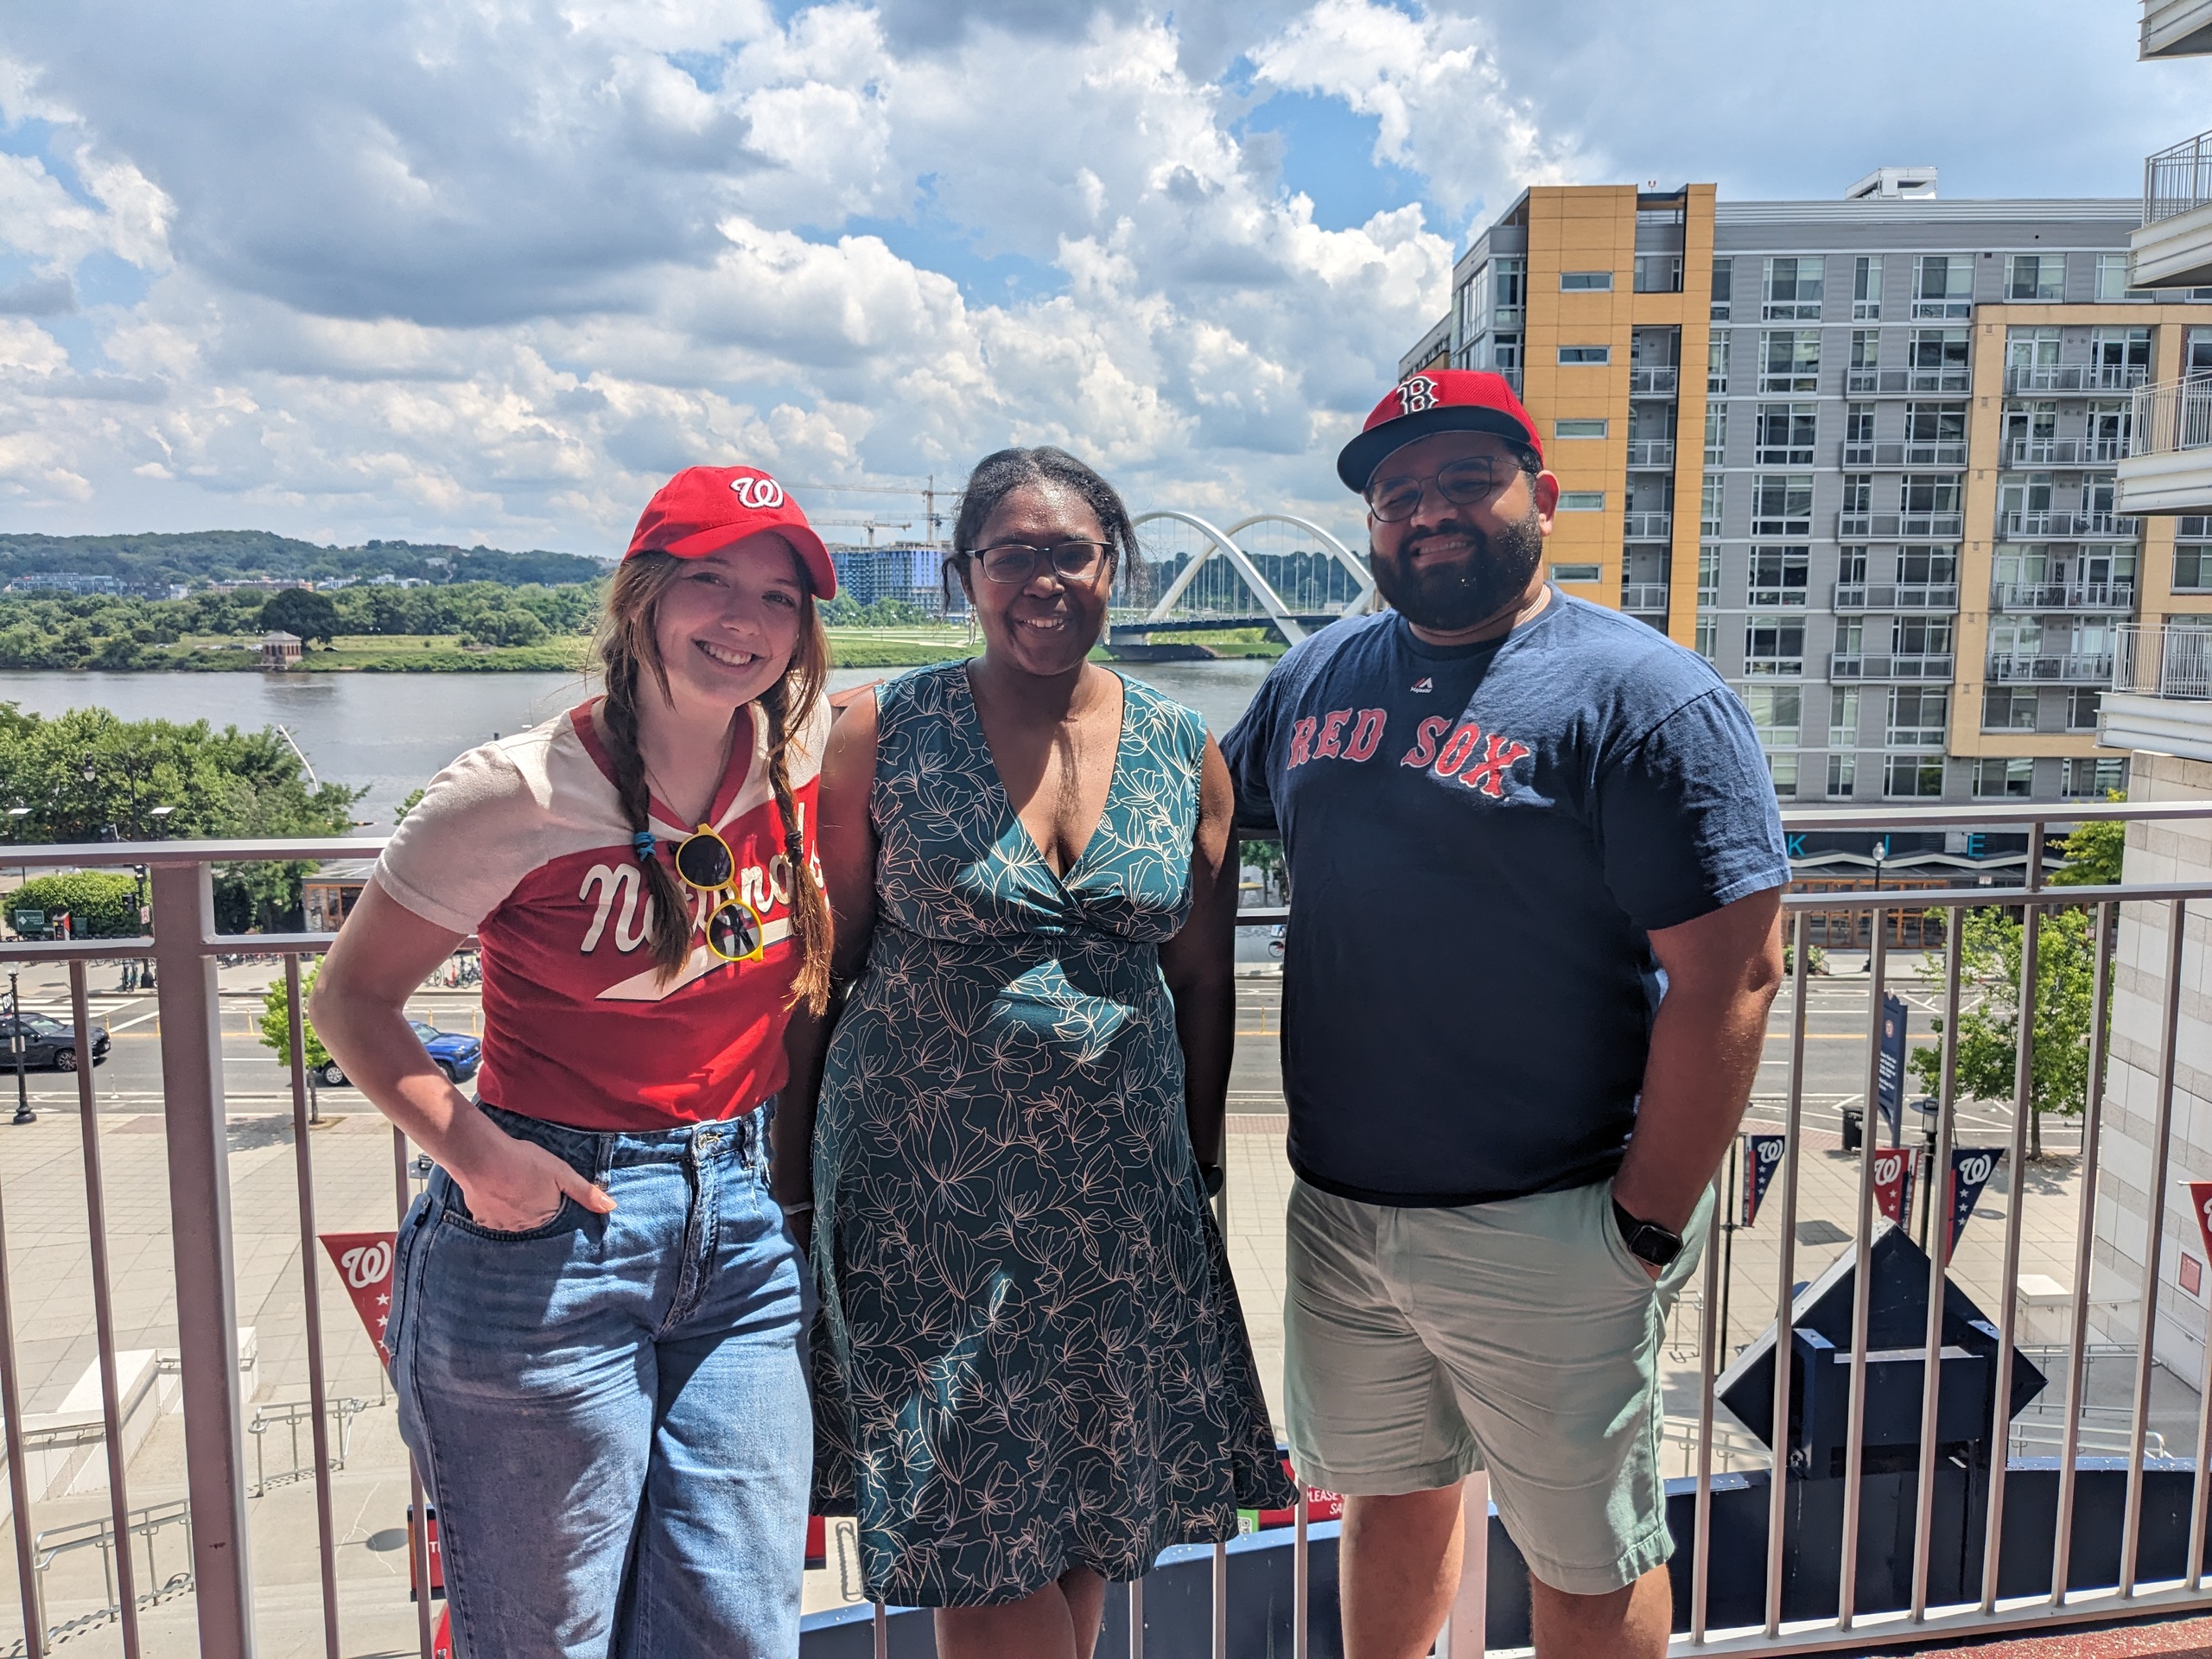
[1988,652,2118,683]
[1624,511,1674,541]
[2145,127,2212,226]
[1622,583,1672,613]
[1,808,2211,1656]
[1990,582,2138,612]
[1833,584,1958,613]
[2005,364,2152,396]
[1840,441,1970,468]
[1999,510,2142,541]
[1626,439,1676,469]
[2007,437,2126,467]
[1829,653,1955,681]
[1629,367,1679,397]
[1847,367,1973,396]
[2129,373,2212,461]
[1838,512,1966,539]
[2115,621,2212,697]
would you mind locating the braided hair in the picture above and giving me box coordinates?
[591,550,834,1013]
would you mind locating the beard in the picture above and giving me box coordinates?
[1368,506,1546,634]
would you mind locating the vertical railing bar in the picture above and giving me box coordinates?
[1293,1485,1310,1659]
[0,1016,41,1659]
[1128,1575,1143,1658]
[1690,1166,1725,1643]
[1980,836,2045,1616]
[67,962,139,1659]
[872,1600,887,1659]
[397,1126,435,1659]
[2120,899,2190,1597]
[1211,1540,1226,1659]
[1763,912,1811,1638]
[1838,910,1889,1627]
[1910,896,1967,1619]
[2053,901,2118,1606]
[2190,1281,2212,1592]
[283,956,341,1659]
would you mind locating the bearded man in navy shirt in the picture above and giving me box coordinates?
[1221,371,1789,1659]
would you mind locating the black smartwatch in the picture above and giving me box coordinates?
[1612,1198,1684,1268]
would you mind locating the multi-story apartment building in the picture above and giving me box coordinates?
[1399,172,2212,804]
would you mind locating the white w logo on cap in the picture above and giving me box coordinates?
[1396,375,1440,415]
[730,474,786,510]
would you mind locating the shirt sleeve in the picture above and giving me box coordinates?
[1219,672,1282,842]
[1596,689,1791,933]
[373,743,550,935]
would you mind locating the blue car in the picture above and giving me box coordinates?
[315,1020,482,1089]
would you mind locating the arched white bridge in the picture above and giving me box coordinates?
[1123,511,1376,644]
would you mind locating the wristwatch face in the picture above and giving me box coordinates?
[1627,1222,1683,1267]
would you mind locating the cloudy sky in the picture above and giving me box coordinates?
[2,0,2208,554]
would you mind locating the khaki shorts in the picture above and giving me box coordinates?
[1283,1176,1711,1597]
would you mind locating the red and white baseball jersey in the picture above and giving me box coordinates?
[374,696,830,1130]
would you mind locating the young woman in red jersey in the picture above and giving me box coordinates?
[313,466,833,1658]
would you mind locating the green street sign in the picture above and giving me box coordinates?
[13,911,42,932]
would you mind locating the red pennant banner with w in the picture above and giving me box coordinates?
[2186,1183,2212,1281]
[320,1231,398,1361]
[1872,1147,1915,1226]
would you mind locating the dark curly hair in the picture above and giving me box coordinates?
[944,447,1147,605]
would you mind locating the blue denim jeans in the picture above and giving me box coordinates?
[389,1100,810,1659]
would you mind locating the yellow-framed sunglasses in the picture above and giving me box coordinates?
[672,823,766,965]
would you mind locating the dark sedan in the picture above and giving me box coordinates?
[0,1014,110,1071]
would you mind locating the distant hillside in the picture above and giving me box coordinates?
[0,531,613,590]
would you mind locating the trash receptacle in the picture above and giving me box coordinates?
[1840,1105,1864,1152]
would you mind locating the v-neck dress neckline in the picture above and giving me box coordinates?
[954,663,1134,888]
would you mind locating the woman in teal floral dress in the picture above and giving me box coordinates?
[788,448,1291,1657]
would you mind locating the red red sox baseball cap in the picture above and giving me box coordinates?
[625,466,838,600]
[1335,370,1545,494]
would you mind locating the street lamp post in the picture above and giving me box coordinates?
[9,971,31,1125]
[1868,837,1889,963]
[140,805,173,991]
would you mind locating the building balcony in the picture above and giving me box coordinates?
[2119,374,2212,514]
[2005,364,2152,395]
[1626,366,1677,397]
[2115,620,2212,696]
[1999,510,2143,540]
[2143,0,2212,55]
[1987,652,2117,683]
[2005,437,2126,467]
[1624,438,1675,469]
[1845,366,1973,396]
[1838,511,1966,539]
[1832,583,1959,612]
[1622,511,1673,541]
[1989,581,2139,612]
[1829,653,1955,680]
[1839,440,1970,468]
[1620,582,1670,613]
[2133,128,2212,287]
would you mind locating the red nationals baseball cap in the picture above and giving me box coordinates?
[625,466,837,600]
[1335,370,1545,493]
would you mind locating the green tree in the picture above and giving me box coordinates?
[261,588,340,645]
[461,606,548,647]
[1910,904,2101,1159]
[2049,793,2126,888]
[257,963,331,1071]
[395,786,426,823]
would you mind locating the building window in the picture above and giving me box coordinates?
[1753,403,1818,465]
[1555,418,1608,440]
[1701,475,1725,537]
[1747,546,1810,606]
[1561,270,1613,291]
[1887,687,1948,747]
[1708,333,1731,393]
[1845,403,1876,447]
[1897,545,1957,589]
[2092,326,2152,382]
[1913,254,1974,319]
[1763,257,1825,321]
[1974,758,2036,798]
[1740,686,1802,748]
[2005,253,2065,302]
[2095,252,2133,302]
[1904,401,1967,451]
[1633,255,1682,294]
[1548,563,1602,583]
[1885,755,1946,798]
[1751,474,1813,536]
[1908,328,1971,382]
[1982,688,2037,731]
[1491,334,1522,380]
[1557,491,1605,511]
[1558,345,1611,365]
[1829,687,1861,749]
[1827,753,1858,798]
[1838,546,1869,586]
[1711,260,1732,321]
[2066,756,2128,798]
[1760,329,1821,392]
[1694,618,1717,659]
[1704,401,1728,466]
[1744,615,1805,677]
[1493,258,1525,324]
[1899,474,1963,516]
[1698,543,1721,605]
[2177,544,2212,591]
[1853,256,1884,321]
[1834,617,1865,659]
[1841,474,1872,514]
[2067,688,2102,731]
[1768,753,1801,791]
[1892,615,1953,658]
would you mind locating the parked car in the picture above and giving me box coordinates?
[316,1020,481,1089]
[0,1013,110,1071]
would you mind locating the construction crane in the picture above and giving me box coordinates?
[789,475,962,544]
[810,518,915,548]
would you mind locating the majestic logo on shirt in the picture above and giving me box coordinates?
[1395,376,1440,415]
[1397,717,1533,798]
[730,473,786,510]
[1410,677,1433,693]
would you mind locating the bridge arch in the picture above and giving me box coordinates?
[1128,509,1376,644]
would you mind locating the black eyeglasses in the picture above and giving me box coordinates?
[973,540,1112,584]
[1364,458,1521,523]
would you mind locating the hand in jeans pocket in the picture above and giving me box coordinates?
[448,1117,614,1232]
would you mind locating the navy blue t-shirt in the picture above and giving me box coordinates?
[1220,591,1789,1206]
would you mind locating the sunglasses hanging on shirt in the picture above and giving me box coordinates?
[672,823,766,965]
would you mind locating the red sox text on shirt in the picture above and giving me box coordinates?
[1285,709,1532,799]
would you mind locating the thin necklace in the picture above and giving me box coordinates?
[641,709,742,826]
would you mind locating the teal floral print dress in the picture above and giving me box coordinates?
[811,662,1293,1607]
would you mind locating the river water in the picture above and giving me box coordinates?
[0,658,1275,831]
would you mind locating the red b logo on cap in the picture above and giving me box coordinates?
[1395,376,1440,415]
[731,474,786,510]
